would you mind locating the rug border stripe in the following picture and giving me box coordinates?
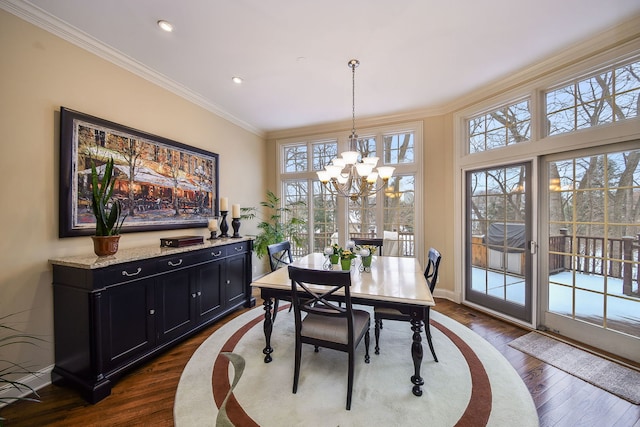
[212,308,494,426]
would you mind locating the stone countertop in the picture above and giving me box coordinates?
[49,237,253,269]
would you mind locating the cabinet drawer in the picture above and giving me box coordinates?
[204,246,226,260]
[100,260,156,286]
[225,241,249,256]
[156,252,201,273]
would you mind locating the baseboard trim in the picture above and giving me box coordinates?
[0,365,53,408]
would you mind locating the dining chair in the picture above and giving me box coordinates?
[352,238,384,256]
[267,241,294,272]
[267,241,294,321]
[373,247,442,362]
[288,265,370,410]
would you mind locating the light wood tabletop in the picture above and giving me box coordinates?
[251,253,435,307]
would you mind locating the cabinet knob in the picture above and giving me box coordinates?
[168,259,183,267]
[197,291,202,296]
[149,309,155,315]
[226,280,231,285]
[192,293,197,298]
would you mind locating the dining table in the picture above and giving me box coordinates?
[251,252,435,397]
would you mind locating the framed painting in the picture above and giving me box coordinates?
[59,107,219,237]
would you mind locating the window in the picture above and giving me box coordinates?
[468,99,531,154]
[545,59,640,136]
[278,122,422,259]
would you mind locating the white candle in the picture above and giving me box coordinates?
[220,197,229,211]
[232,204,241,219]
[207,219,218,231]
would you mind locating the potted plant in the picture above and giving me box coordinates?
[90,157,126,256]
[357,245,377,268]
[330,243,341,264]
[241,190,305,259]
[0,312,43,424]
[339,248,357,270]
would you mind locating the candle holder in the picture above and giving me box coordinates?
[208,218,219,240]
[219,211,229,238]
[231,217,241,238]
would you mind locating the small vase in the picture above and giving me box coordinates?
[340,258,352,271]
[362,255,372,268]
[92,235,120,256]
[330,254,339,265]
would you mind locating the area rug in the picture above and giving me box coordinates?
[509,332,640,404]
[174,306,538,427]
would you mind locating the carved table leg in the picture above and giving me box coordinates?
[410,316,424,396]
[262,297,274,363]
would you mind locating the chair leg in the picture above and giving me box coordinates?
[293,339,301,393]
[364,329,370,363]
[374,318,381,355]
[425,311,438,362]
[346,350,354,410]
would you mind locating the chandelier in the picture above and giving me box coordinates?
[316,59,394,201]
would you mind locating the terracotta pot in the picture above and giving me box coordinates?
[92,235,120,256]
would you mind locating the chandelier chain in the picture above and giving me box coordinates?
[315,59,394,200]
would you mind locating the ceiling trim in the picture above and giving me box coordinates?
[442,13,640,115]
[1,0,265,138]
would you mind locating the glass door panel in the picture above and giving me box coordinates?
[543,145,640,362]
[465,162,532,322]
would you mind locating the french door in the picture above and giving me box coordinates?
[540,143,640,362]
[465,162,533,323]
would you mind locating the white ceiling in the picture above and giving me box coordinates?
[7,0,640,135]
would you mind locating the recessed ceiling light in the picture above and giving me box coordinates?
[157,20,174,32]
[232,76,243,84]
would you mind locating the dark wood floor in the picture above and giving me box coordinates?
[1,295,638,427]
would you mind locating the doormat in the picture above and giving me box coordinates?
[509,332,640,404]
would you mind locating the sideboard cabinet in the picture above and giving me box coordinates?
[49,238,254,403]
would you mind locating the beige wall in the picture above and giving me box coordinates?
[0,10,266,375]
[422,114,454,296]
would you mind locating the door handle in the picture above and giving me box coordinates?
[529,241,537,254]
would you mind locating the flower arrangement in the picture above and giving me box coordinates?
[340,248,357,260]
[357,245,377,256]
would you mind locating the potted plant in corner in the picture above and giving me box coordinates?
[241,190,305,259]
[90,157,126,256]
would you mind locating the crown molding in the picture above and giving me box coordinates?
[0,0,265,138]
[442,13,640,114]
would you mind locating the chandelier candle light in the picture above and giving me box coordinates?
[316,59,394,200]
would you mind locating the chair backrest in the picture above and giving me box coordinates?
[267,241,294,272]
[352,238,383,256]
[424,248,442,293]
[288,266,355,342]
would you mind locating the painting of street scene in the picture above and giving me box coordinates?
[59,108,218,236]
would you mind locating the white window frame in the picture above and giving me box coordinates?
[276,121,424,262]
[453,44,640,319]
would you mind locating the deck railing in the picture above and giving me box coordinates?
[290,231,416,258]
[549,229,639,296]
[472,230,639,296]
